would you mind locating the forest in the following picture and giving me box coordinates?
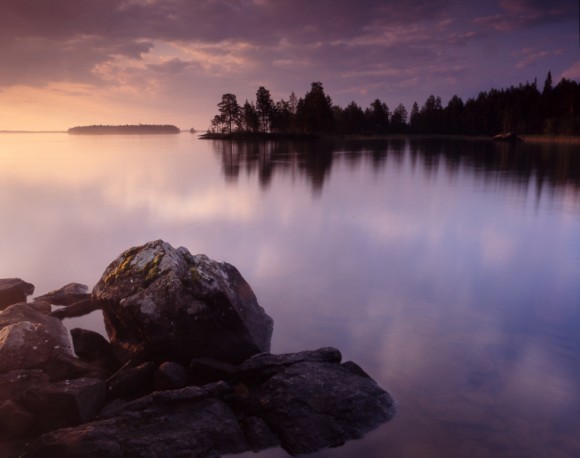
[68,124,180,134]
[207,72,580,137]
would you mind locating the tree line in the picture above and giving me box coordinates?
[208,73,580,137]
[68,124,180,134]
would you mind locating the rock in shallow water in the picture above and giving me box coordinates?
[22,349,396,457]
[1,241,397,457]
[92,240,274,365]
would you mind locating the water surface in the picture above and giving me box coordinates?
[1,133,579,457]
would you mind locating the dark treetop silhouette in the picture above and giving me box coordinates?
[206,72,580,137]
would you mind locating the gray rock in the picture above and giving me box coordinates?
[0,304,105,381]
[1,246,397,456]
[22,353,396,457]
[35,283,90,306]
[28,301,51,314]
[25,388,249,458]
[233,346,342,384]
[0,279,34,310]
[189,356,236,385]
[21,378,105,434]
[0,372,105,440]
[70,328,119,375]
[231,355,397,456]
[0,400,34,437]
[240,415,280,452]
[106,362,156,401]
[0,304,74,377]
[0,369,50,401]
[153,362,189,391]
[92,240,273,365]
[49,299,100,319]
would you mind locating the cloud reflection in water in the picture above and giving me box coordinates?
[1,133,579,456]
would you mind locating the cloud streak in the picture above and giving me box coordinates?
[0,0,577,130]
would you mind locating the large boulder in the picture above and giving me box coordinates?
[92,240,273,365]
[232,350,397,455]
[0,279,34,310]
[20,348,397,457]
[23,383,249,458]
[0,371,105,440]
[0,304,102,381]
[0,304,74,377]
[0,369,50,402]
[20,378,106,434]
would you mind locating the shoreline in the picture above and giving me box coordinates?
[68,124,181,135]
[199,131,580,144]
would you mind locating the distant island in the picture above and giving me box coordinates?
[68,124,180,135]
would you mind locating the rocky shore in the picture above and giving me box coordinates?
[0,240,396,457]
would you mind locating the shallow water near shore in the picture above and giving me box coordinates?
[1,133,579,457]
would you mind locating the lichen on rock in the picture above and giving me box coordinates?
[93,240,274,365]
[0,242,397,457]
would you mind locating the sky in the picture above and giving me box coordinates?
[0,0,578,131]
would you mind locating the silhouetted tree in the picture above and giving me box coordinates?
[444,95,464,134]
[391,103,408,133]
[288,92,298,114]
[256,86,275,132]
[217,93,241,134]
[341,101,366,134]
[210,114,227,133]
[296,82,334,133]
[241,100,259,132]
[271,99,292,133]
[542,71,553,95]
[365,99,389,134]
[409,102,420,133]
[208,73,580,137]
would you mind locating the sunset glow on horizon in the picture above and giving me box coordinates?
[0,0,578,131]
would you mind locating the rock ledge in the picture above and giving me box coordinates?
[0,241,396,457]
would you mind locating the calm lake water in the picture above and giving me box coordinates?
[1,133,579,457]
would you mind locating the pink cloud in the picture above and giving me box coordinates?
[515,48,553,68]
[473,0,575,31]
[561,62,580,80]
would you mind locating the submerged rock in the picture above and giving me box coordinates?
[93,240,274,365]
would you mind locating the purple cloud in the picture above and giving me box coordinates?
[473,0,576,31]
[0,0,577,130]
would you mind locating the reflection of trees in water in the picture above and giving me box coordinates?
[213,139,336,194]
[211,138,580,198]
